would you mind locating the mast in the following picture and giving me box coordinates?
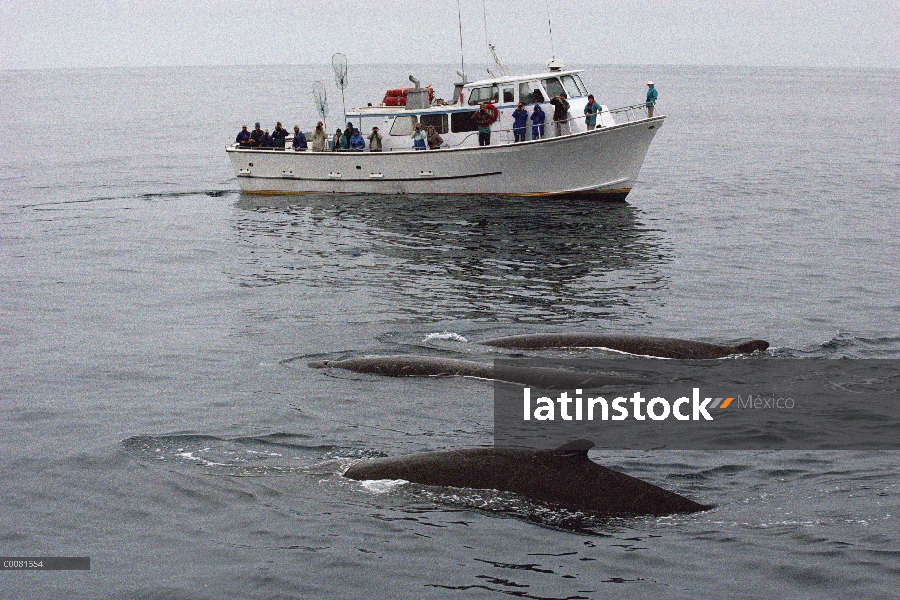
[456,0,466,82]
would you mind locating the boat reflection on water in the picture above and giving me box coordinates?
[232,194,671,323]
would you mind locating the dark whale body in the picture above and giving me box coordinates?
[308,355,644,388]
[308,355,494,378]
[480,333,769,359]
[344,440,711,517]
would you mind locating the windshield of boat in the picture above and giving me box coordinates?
[541,77,565,98]
[518,81,543,104]
[561,74,587,97]
[389,116,418,136]
[468,85,499,105]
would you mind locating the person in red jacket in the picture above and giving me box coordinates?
[472,103,494,146]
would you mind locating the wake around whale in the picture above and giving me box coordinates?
[343,440,712,517]
[479,333,769,359]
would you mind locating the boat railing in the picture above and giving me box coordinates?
[603,103,659,124]
[490,102,659,144]
[228,103,658,152]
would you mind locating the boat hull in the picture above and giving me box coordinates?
[226,117,663,199]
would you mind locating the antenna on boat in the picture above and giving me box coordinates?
[331,53,348,124]
[312,80,328,132]
[488,44,510,77]
[481,0,510,77]
[456,0,466,82]
[547,7,556,63]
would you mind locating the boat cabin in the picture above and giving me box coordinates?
[346,69,616,152]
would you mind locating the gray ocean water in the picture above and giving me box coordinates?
[1,63,899,598]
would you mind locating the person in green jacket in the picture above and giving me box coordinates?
[646,81,658,118]
[584,94,601,130]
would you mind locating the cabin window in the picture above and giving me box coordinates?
[576,75,588,95]
[502,87,515,103]
[419,113,449,134]
[450,111,478,133]
[541,77,565,98]
[468,85,499,105]
[389,115,418,136]
[561,74,587,97]
[518,81,544,104]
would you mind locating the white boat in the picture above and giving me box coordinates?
[226,63,663,200]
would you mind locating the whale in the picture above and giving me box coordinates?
[308,355,646,388]
[344,440,712,517]
[479,333,769,359]
[308,355,493,378]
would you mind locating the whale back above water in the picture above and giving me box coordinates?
[308,355,494,378]
[343,441,712,517]
[308,355,646,388]
[479,333,769,359]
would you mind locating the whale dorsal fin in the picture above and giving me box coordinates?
[554,439,595,455]
[735,340,769,353]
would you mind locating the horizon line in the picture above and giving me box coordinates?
[3,62,897,73]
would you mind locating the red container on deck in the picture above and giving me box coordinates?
[382,88,433,106]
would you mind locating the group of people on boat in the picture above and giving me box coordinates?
[409,123,445,150]
[234,83,657,153]
[236,122,309,151]
[329,121,381,152]
[234,120,446,152]
[234,120,383,152]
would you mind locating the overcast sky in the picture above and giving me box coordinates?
[2,0,898,70]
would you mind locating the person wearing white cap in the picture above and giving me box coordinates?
[646,81,658,118]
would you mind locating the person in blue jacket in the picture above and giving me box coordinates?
[512,102,529,142]
[236,125,251,146]
[530,105,546,139]
[646,81,658,118]
[411,123,427,149]
[349,128,365,151]
[261,129,273,149]
[292,125,307,150]
[584,94,601,130]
